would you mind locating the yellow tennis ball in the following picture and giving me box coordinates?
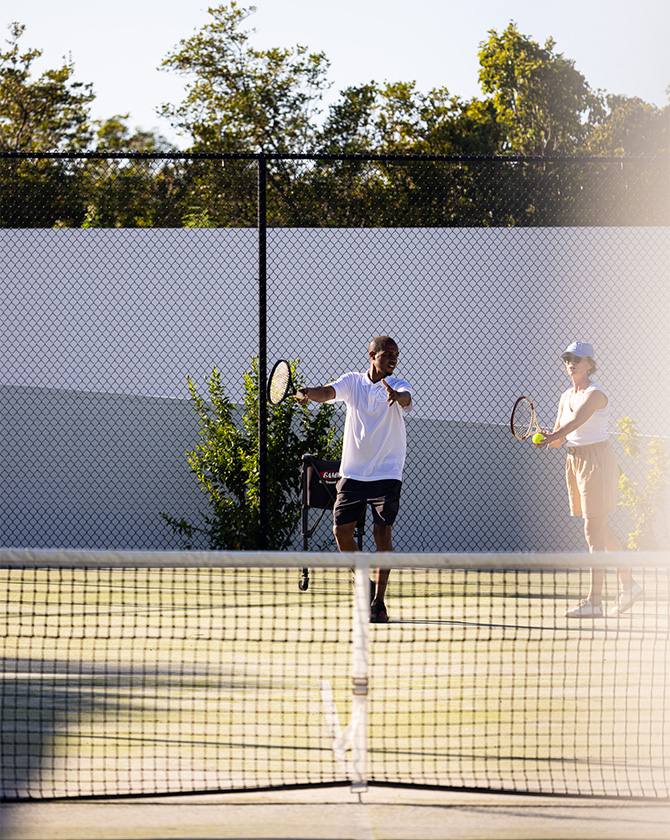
[532,432,545,445]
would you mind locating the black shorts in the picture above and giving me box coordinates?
[332,478,402,527]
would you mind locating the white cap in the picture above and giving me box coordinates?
[562,341,594,359]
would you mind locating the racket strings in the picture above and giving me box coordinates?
[268,363,290,404]
[512,400,534,439]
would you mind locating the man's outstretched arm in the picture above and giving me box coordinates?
[294,385,336,404]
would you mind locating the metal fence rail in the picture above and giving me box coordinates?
[1,152,668,552]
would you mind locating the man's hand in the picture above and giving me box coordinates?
[383,380,410,407]
[294,388,310,405]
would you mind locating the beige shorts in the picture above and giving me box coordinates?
[565,441,620,518]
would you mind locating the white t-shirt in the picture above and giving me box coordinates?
[329,371,413,481]
[564,383,611,446]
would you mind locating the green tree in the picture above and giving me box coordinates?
[318,82,500,156]
[617,416,669,550]
[159,2,330,153]
[94,114,173,153]
[0,22,94,152]
[81,115,185,228]
[586,94,669,156]
[79,155,188,228]
[0,22,95,226]
[162,359,341,550]
[159,2,332,225]
[306,84,502,226]
[317,83,379,154]
[579,95,670,225]
[414,93,502,156]
[478,22,601,156]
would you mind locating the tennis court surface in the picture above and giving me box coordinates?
[2,548,669,838]
[2,548,668,808]
[2,786,670,840]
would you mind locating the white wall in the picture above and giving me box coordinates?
[2,227,668,551]
[3,227,668,433]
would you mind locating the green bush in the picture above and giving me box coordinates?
[617,416,669,549]
[162,359,341,549]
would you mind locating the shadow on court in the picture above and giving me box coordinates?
[2,663,668,840]
[0,655,342,801]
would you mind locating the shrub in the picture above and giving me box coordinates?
[616,416,669,549]
[162,358,341,549]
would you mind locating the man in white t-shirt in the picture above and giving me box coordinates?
[294,336,413,623]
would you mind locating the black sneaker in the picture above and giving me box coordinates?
[370,600,389,623]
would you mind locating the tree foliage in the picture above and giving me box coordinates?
[1,13,667,228]
[478,22,601,156]
[318,82,502,156]
[0,24,178,227]
[162,360,341,550]
[0,22,94,152]
[159,2,330,153]
[587,95,669,156]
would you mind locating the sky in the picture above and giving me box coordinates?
[2,0,669,148]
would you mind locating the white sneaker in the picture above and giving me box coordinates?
[564,598,603,618]
[610,583,643,616]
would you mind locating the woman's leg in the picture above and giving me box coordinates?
[583,515,608,606]
[584,516,635,604]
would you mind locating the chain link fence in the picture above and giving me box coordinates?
[1,153,668,553]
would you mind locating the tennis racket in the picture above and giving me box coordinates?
[510,396,546,441]
[267,359,306,405]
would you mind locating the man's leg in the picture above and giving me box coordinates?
[369,482,400,622]
[372,523,392,603]
[333,479,366,553]
[333,520,359,553]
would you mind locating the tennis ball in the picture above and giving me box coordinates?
[532,432,545,445]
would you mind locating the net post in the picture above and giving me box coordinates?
[350,554,370,793]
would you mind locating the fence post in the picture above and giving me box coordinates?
[258,152,268,549]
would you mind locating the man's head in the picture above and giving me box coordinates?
[368,335,399,380]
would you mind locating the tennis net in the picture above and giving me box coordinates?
[1,549,668,800]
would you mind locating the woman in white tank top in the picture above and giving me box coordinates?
[535,341,642,618]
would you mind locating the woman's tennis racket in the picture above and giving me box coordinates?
[510,396,546,440]
[267,359,305,405]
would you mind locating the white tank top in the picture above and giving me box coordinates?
[564,383,610,446]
